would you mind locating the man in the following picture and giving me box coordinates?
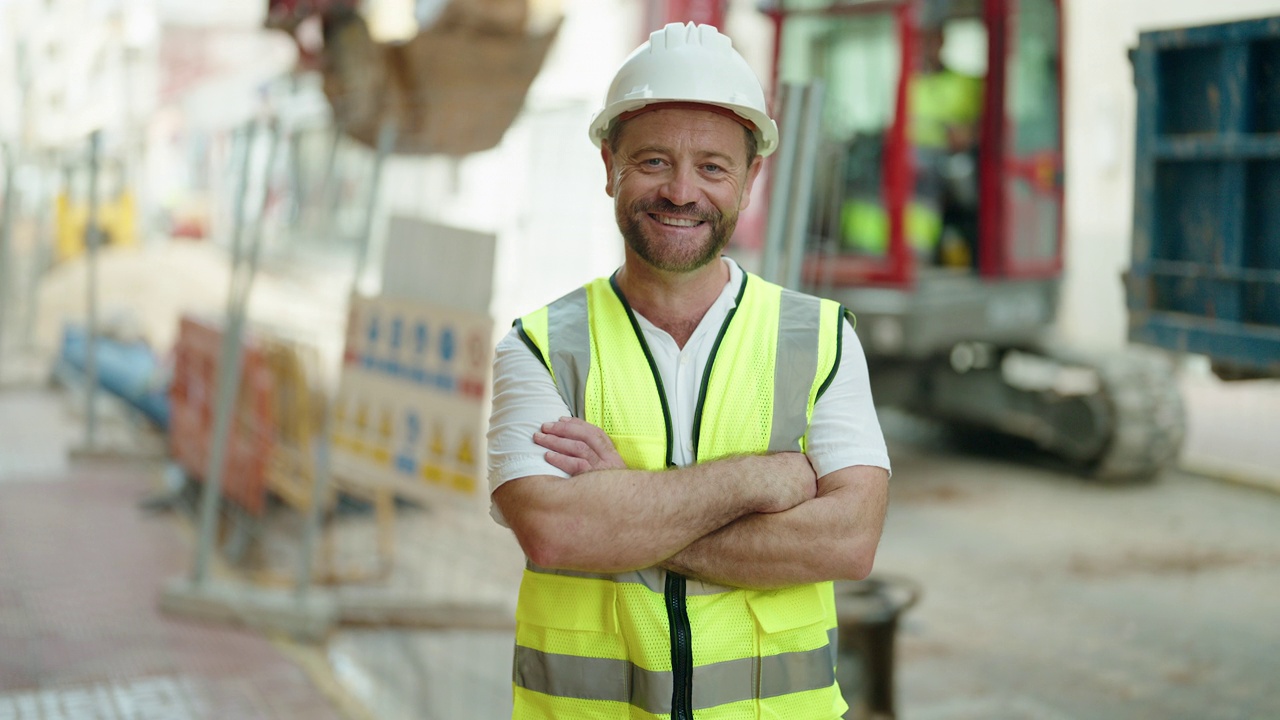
[841,14,984,267]
[910,18,984,267]
[911,23,983,155]
[487,22,891,719]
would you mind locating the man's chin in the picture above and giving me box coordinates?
[628,242,725,274]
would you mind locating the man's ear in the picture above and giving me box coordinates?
[740,156,764,211]
[602,144,616,198]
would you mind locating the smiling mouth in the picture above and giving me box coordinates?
[652,214,704,227]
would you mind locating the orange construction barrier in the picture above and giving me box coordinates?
[169,315,275,516]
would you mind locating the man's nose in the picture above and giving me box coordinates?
[658,165,699,208]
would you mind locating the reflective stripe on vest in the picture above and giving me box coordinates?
[512,270,850,719]
[513,625,840,714]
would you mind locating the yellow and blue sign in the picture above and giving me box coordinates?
[331,294,492,505]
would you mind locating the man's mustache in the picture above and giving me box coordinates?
[632,198,720,223]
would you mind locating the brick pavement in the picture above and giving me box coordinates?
[0,459,349,719]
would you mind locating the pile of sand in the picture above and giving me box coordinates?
[33,239,352,388]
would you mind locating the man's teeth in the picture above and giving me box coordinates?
[657,216,701,227]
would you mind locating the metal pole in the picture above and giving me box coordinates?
[294,404,333,601]
[295,119,396,597]
[762,84,803,284]
[242,122,281,288]
[24,157,53,349]
[191,123,257,586]
[83,131,102,449]
[321,122,344,246]
[782,82,826,291]
[0,145,16,367]
[287,125,303,231]
[350,119,397,298]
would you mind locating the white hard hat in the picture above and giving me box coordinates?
[588,22,779,157]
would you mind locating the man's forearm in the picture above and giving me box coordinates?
[494,452,815,574]
[662,465,889,589]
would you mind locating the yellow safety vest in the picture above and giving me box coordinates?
[909,69,984,151]
[511,270,852,719]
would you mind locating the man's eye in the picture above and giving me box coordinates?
[643,158,664,167]
[703,164,723,173]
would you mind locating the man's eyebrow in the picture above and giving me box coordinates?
[698,150,738,166]
[629,144,672,156]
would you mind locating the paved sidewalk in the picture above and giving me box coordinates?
[1178,374,1280,493]
[0,440,349,718]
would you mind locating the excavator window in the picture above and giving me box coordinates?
[777,1,990,275]
[909,4,987,270]
[774,0,1063,285]
[778,12,900,261]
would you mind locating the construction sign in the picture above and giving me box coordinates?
[330,294,493,507]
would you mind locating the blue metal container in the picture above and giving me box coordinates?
[1129,16,1280,375]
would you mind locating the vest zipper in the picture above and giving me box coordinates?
[665,571,694,720]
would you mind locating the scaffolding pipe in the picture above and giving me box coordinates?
[761,85,803,285]
[294,406,333,602]
[297,118,396,598]
[782,82,826,291]
[350,119,397,298]
[83,131,102,449]
[24,157,53,350]
[192,121,277,586]
[0,145,15,365]
[321,122,344,246]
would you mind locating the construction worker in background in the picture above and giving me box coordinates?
[840,6,983,267]
[486,22,891,720]
[908,12,984,267]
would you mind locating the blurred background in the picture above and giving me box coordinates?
[0,0,1277,718]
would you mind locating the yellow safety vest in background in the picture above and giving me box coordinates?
[512,270,851,719]
[910,68,984,151]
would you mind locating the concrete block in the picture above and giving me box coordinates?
[159,576,338,643]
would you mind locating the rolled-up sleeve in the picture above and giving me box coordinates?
[486,327,572,525]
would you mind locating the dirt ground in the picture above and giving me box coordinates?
[877,415,1280,720]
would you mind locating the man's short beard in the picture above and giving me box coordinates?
[618,198,737,273]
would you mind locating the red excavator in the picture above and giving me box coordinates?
[752,0,1184,480]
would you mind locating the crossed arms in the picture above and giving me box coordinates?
[492,417,889,590]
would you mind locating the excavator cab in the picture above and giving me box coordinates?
[760,0,1183,480]
[762,0,1063,359]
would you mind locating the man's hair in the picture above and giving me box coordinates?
[606,117,760,168]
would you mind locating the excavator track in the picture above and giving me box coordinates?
[902,344,1186,482]
[1086,348,1186,482]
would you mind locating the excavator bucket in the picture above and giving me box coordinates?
[313,0,562,156]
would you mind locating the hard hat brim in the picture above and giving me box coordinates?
[589,99,779,157]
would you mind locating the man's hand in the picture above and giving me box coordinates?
[534,417,627,475]
[663,464,889,588]
[757,452,819,513]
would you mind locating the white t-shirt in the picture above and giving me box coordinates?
[486,257,891,525]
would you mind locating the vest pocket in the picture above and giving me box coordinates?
[516,571,619,633]
[745,584,841,716]
[514,572,630,704]
[608,434,669,471]
[745,583,828,637]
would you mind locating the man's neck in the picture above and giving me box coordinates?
[615,256,731,349]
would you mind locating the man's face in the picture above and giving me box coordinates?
[602,108,763,274]
[919,28,945,72]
